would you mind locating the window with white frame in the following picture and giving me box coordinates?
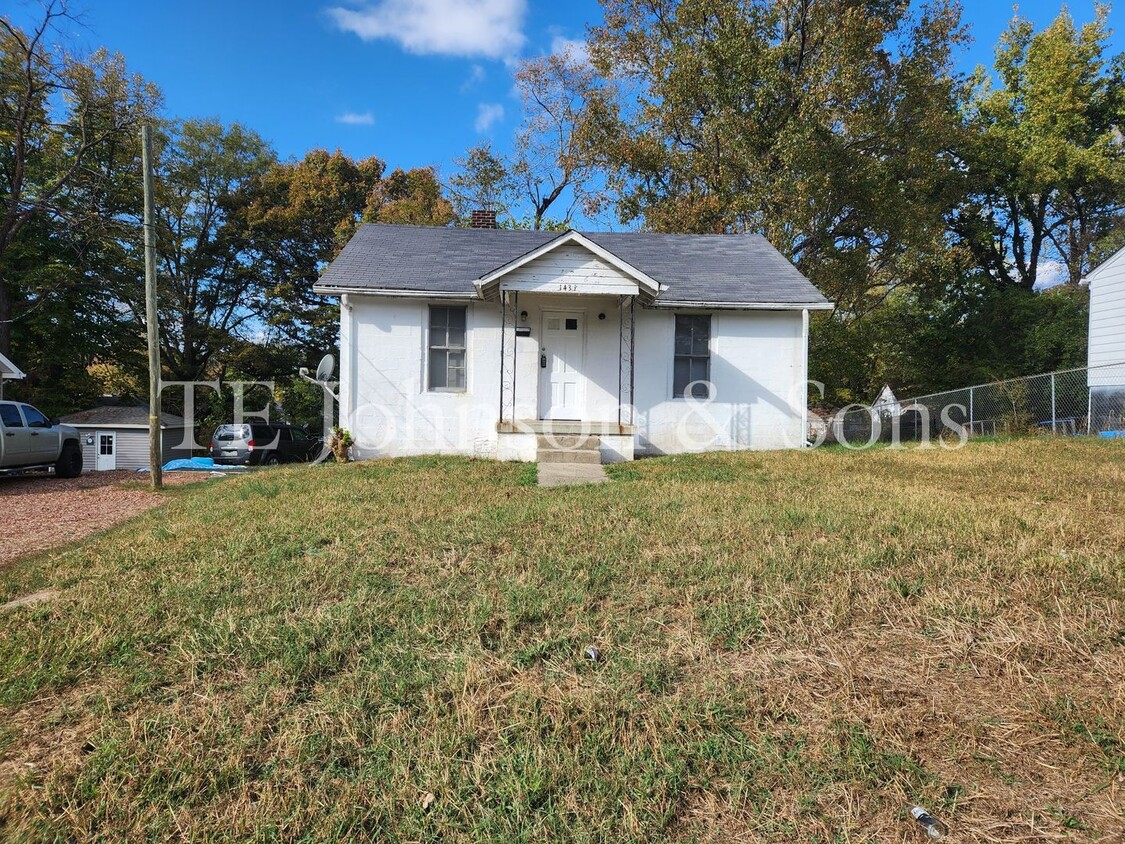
[428,306,467,391]
[673,314,711,398]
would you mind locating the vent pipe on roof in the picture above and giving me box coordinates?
[470,209,499,229]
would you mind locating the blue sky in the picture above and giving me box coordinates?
[11,1,1123,177]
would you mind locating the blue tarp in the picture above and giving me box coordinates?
[136,457,246,472]
[1097,430,1125,439]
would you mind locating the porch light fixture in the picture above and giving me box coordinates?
[598,312,606,320]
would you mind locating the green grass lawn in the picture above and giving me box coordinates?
[2,440,1123,842]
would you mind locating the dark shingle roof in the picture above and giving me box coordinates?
[315,224,830,308]
[61,405,186,428]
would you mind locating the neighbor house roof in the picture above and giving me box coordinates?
[314,224,832,309]
[61,405,186,429]
[0,350,26,380]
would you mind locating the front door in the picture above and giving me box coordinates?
[540,312,585,420]
[95,431,117,471]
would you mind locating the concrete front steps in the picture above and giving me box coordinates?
[536,433,602,465]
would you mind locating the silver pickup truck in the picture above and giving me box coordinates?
[0,400,83,477]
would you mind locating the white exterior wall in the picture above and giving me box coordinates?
[338,244,810,459]
[632,308,807,454]
[1088,247,1125,388]
[341,295,502,459]
[341,296,808,459]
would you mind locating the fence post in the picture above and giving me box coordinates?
[1051,373,1057,434]
[969,386,974,435]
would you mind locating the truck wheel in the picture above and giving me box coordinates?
[55,442,83,478]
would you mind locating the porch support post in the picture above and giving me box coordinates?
[617,295,636,428]
[618,297,624,428]
[499,290,518,428]
[628,296,636,426]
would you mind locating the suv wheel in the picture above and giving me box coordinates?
[55,442,83,478]
[264,454,281,466]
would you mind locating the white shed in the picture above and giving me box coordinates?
[60,404,194,471]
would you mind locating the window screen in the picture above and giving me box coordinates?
[429,306,467,391]
[673,314,711,399]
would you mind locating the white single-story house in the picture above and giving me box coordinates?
[60,404,193,471]
[0,351,25,400]
[313,222,832,462]
[1085,245,1125,431]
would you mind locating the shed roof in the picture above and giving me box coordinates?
[314,224,831,309]
[61,405,186,428]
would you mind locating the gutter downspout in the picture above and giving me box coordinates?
[801,308,810,448]
[341,294,355,431]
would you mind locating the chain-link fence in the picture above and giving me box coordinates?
[823,361,1125,445]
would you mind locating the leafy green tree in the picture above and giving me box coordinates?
[0,1,159,363]
[585,0,969,315]
[242,151,452,355]
[451,46,607,231]
[364,165,455,226]
[134,118,276,383]
[511,43,608,229]
[242,149,384,352]
[955,6,1125,290]
[448,143,518,224]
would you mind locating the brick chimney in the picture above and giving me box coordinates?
[470,209,499,229]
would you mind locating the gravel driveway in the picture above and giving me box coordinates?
[0,470,208,566]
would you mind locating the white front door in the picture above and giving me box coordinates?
[540,311,585,420]
[95,431,116,471]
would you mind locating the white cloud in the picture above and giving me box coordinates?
[474,102,505,132]
[1033,260,1067,290]
[461,63,486,92]
[550,35,589,64]
[336,111,376,125]
[326,0,526,59]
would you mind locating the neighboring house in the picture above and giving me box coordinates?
[1085,246,1125,431]
[0,351,25,400]
[60,404,193,471]
[871,384,901,418]
[313,221,832,462]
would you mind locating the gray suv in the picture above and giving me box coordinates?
[210,423,320,466]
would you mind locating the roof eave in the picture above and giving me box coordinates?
[648,299,834,311]
[0,350,26,380]
[313,285,482,300]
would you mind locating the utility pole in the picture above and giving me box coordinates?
[142,124,163,490]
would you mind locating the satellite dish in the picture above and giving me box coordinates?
[315,354,335,383]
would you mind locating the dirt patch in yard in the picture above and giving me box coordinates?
[0,470,208,566]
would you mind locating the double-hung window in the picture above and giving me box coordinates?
[673,314,711,398]
[428,306,467,391]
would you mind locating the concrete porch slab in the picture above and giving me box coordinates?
[537,462,608,488]
[501,420,637,436]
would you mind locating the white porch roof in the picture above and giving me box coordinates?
[474,230,665,301]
